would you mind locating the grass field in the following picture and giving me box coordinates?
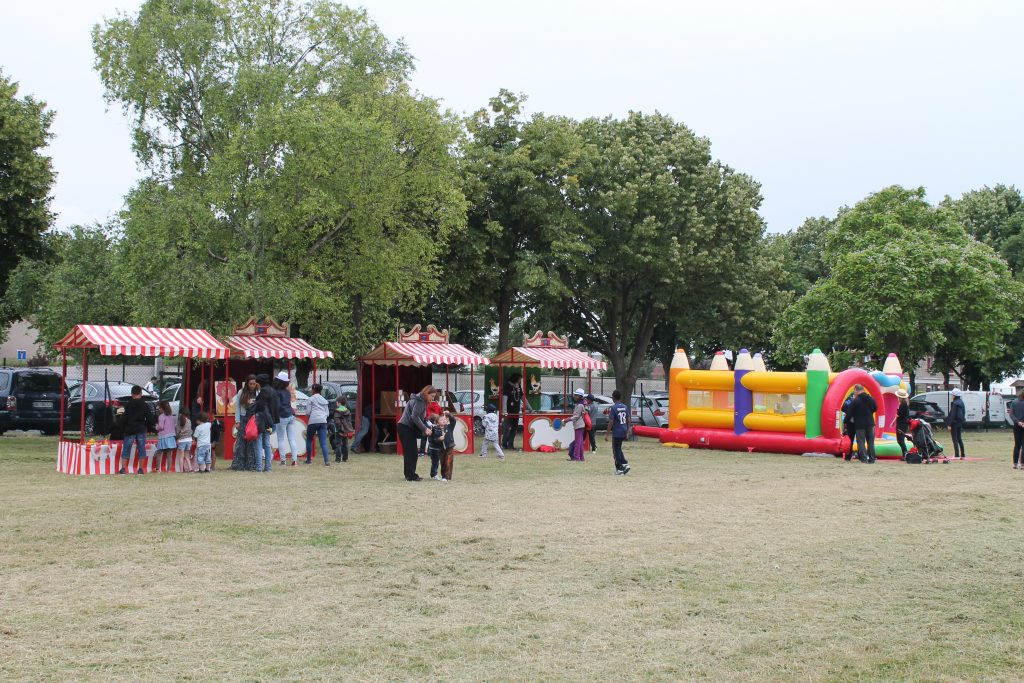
[2,430,1023,682]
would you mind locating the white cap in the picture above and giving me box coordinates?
[574,388,585,396]
[733,349,753,371]
[881,353,903,376]
[670,348,690,371]
[951,388,962,396]
[806,348,832,372]
[752,353,768,372]
[275,371,289,382]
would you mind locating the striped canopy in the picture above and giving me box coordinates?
[490,346,607,370]
[225,335,333,360]
[55,325,230,359]
[360,342,489,366]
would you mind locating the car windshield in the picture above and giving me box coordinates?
[16,373,62,393]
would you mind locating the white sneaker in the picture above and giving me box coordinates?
[439,477,448,482]
[432,474,443,481]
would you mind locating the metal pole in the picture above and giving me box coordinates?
[80,349,89,444]
[59,348,67,441]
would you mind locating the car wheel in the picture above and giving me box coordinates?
[84,412,96,436]
[473,416,483,435]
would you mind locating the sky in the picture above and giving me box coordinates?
[1,0,1022,234]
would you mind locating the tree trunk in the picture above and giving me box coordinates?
[496,286,512,353]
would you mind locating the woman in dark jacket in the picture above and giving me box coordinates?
[396,385,435,481]
[231,375,267,471]
[895,389,911,459]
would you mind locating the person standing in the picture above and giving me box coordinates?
[155,400,177,471]
[144,376,157,395]
[1009,390,1024,470]
[850,385,877,464]
[604,390,631,475]
[947,388,967,460]
[176,411,194,472]
[567,388,588,461]
[894,389,911,459]
[586,393,600,453]
[331,398,354,463]
[231,375,261,471]
[118,385,152,474]
[304,383,331,466]
[397,386,435,481]
[273,372,300,466]
[419,394,444,456]
[841,394,857,461]
[255,374,280,471]
[480,404,504,459]
[193,412,213,473]
[502,373,528,450]
[440,411,456,481]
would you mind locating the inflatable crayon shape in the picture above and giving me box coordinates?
[733,349,754,435]
[668,348,690,430]
[804,348,831,438]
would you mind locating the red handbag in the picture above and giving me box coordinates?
[244,415,259,441]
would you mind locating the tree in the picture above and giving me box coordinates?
[539,112,768,401]
[3,226,131,353]
[772,186,1024,389]
[944,184,1024,275]
[93,0,466,359]
[454,90,583,352]
[0,70,55,338]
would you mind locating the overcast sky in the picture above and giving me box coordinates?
[2,0,1021,234]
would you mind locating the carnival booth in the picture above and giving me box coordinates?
[220,317,334,460]
[53,324,230,475]
[488,331,607,453]
[357,325,489,455]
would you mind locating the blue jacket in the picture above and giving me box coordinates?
[947,397,966,426]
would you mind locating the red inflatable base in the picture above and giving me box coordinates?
[634,425,850,456]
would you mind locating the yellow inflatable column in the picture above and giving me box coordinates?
[668,348,689,430]
[709,351,731,411]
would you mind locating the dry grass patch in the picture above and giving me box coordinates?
[2,430,1023,681]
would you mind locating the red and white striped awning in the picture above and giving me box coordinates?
[490,346,607,370]
[225,335,333,360]
[55,325,230,359]
[360,342,489,366]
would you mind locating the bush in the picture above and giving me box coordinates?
[26,351,52,367]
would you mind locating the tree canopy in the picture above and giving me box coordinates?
[0,70,55,339]
[93,0,465,359]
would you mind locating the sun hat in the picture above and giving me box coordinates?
[275,371,289,383]
[951,388,962,396]
[896,389,909,399]
[574,388,585,397]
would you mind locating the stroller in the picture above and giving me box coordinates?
[907,419,944,463]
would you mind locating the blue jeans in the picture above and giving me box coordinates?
[196,444,211,466]
[306,422,329,464]
[612,437,627,470]
[122,432,147,469]
[276,415,300,462]
[258,425,274,471]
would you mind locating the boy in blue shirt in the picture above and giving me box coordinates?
[604,390,631,475]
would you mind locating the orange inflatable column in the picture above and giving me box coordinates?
[668,348,690,430]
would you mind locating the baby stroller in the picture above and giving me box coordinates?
[907,419,944,463]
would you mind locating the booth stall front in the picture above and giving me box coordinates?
[357,325,488,455]
[54,324,230,475]
[219,317,334,460]
[488,331,607,453]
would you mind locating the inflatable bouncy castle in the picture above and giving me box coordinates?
[633,348,911,459]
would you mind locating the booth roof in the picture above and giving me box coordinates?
[490,346,607,370]
[225,335,333,360]
[360,342,489,366]
[54,324,230,359]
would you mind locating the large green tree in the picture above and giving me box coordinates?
[538,112,768,401]
[453,90,583,352]
[0,70,55,339]
[93,0,465,359]
[773,186,1024,388]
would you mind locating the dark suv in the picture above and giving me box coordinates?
[0,368,70,435]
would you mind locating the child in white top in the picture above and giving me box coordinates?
[193,412,213,473]
[480,404,504,460]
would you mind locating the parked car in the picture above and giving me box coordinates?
[68,381,158,435]
[908,399,946,427]
[632,393,670,427]
[0,368,71,435]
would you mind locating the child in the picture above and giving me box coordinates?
[440,411,456,481]
[567,388,588,461]
[587,393,600,453]
[480,404,504,460]
[155,400,177,472]
[330,399,355,463]
[193,412,213,473]
[604,390,631,475]
[419,394,444,456]
[176,411,195,473]
[428,414,448,481]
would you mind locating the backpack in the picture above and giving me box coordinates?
[905,448,922,464]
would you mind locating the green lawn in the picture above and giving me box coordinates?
[1,430,1023,682]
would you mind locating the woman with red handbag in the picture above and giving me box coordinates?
[230,375,262,471]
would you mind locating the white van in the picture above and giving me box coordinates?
[910,390,1007,427]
